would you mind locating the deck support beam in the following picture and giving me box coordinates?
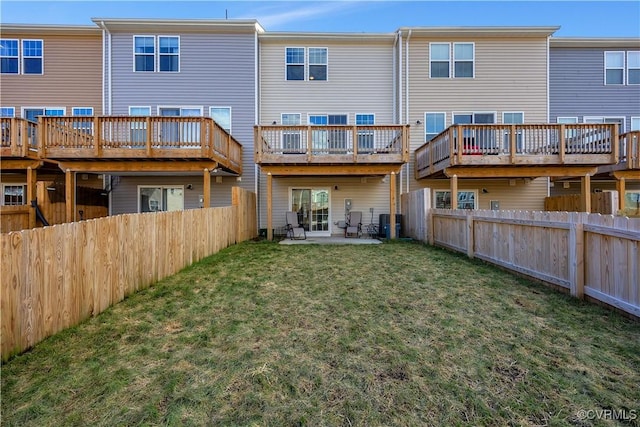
[27,167,36,229]
[390,172,396,239]
[65,169,75,223]
[203,168,211,208]
[616,176,626,212]
[451,174,458,210]
[580,174,591,213]
[267,173,273,241]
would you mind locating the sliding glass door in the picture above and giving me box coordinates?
[291,188,330,235]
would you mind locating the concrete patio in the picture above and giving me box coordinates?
[279,236,383,245]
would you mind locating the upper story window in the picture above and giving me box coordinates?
[308,48,327,81]
[129,106,151,116]
[356,113,375,151]
[557,117,578,124]
[159,37,180,72]
[0,107,15,117]
[72,107,93,116]
[453,112,495,124]
[425,112,446,141]
[1,39,43,74]
[430,43,474,79]
[134,36,156,72]
[22,40,43,74]
[584,116,625,133]
[0,39,19,74]
[503,112,524,124]
[134,36,179,73]
[429,43,450,78]
[605,51,625,85]
[454,43,474,78]
[631,117,640,131]
[285,47,327,81]
[210,107,231,133]
[628,51,640,85]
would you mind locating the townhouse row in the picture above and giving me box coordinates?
[1,19,638,236]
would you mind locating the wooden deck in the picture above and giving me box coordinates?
[415,124,619,179]
[595,131,639,177]
[34,116,243,174]
[0,118,41,168]
[254,124,409,175]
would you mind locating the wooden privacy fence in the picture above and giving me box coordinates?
[545,192,618,214]
[1,187,257,361]
[428,209,639,318]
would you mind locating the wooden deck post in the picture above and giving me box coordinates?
[27,166,36,229]
[450,174,458,209]
[203,168,211,208]
[580,174,591,213]
[267,173,273,241]
[65,169,75,223]
[390,172,396,239]
[616,177,626,212]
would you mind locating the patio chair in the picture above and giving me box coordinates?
[285,211,306,240]
[345,211,362,238]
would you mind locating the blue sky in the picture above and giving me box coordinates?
[1,1,639,37]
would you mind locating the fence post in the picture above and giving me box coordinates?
[466,213,474,258]
[568,214,585,299]
[428,210,434,246]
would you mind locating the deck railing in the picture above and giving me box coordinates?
[620,131,639,169]
[415,124,619,178]
[0,118,38,158]
[38,116,242,172]
[255,125,409,164]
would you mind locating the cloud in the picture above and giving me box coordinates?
[240,1,361,29]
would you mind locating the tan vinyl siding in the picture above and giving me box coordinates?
[0,32,102,115]
[405,36,550,195]
[417,178,549,211]
[259,39,395,124]
[259,176,394,235]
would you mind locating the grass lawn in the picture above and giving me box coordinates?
[2,240,639,426]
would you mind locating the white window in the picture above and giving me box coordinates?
[453,43,474,78]
[286,47,305,81]
[286,47,327,81]
[0,107,15,117]
[453,112,495,124]
[129,106,151,144]
[631,117,640,131]
[429,43,450,78]
[158,107,202,144]
[584,116,625,133]
[308,47,327,81]
[425,112,446,142]
[134,36,155,72]
[72,107,93,116]
[2,184,26,206]
[129,106,151,116]
[309,114,347,153]
[281,113,301,152]
[158,36,179,72]
[0,39,19,74]
[434,190,477,210]
[22,40,43,74]
[624,191,640,211]
[138,186,184,213]
[605,51,625,85]
[556,117,578,124]
[22,107,65,122]
[210,107,231,133]
[503,112,524,124]
[356,113,375,151]
[628,51,640,85]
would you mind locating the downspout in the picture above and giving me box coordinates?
[546,34,551,197]
[405,30,412,194]
[393,31,399,123]
[255,30,261,229]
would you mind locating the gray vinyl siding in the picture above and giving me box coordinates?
[107,32,257,192]
[550,47,640,130]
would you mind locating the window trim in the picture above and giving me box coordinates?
[128,106,152,116]
[158,35,180,73]
[453,42,474,78]
[0,38,19,74]
[425,112,446,142]
[2,183,27,206]
[308,46,328,81]
[210,106,232,133]
[285,46,306,81]
[429,42,451,79]
[281,112,302,125]
[137,185,185,213]
[21,39,43,75]
[627,51,640,85]
[133,35,156,73]
[604,51,625,85]
[0,107,16,117]
[434,189,478,210]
